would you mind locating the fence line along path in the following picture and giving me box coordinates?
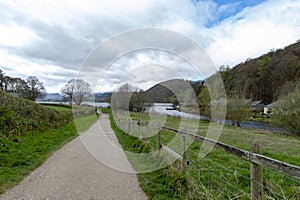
[124,119,300,200]
[0,114,147,200]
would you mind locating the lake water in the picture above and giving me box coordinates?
[147,103,209,120]
[147,103,289,134]
[38,101,288,133]
[36,101,110,107]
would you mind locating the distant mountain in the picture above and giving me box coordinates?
[36,93,62,102]
[94,92,110,102]
[36,92,111,103]
[145,79,203,103]
[220,41,300,104]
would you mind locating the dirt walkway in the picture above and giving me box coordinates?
[0,114,147,200]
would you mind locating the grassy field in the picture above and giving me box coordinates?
[44,105,71,111]
[107,109,300,199]
[0,114,97,195]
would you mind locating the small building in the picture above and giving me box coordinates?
[264,101,280,114]
[250,100,265,112]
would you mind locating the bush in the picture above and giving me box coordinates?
[0,90,73,137]
[271,89,300,135]
[226,96,250,127]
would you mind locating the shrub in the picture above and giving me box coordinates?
[271,89,300,135]
[0,90,73,137]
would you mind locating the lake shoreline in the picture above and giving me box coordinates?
[147,103,290,134]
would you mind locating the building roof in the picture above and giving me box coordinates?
[265,101,281,108]
[251,100,264,107]
[244,99,252,105]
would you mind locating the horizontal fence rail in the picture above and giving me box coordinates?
[133,120,300,179]
[115,118,300,199]
[161,126,300,179]
[161,145,183,161]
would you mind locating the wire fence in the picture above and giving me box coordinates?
[114,117,300,200]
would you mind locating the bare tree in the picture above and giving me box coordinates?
[198,86,211,117]
[130,90,151,112]
[5,77,27,93]
[22,76,46,101]
[111,83,135,111]
[0,69,4,90]
[61,79,91,105]
[226,96,250,127]
[112,83,152,112]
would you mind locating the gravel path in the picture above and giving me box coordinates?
[0,114,148,200]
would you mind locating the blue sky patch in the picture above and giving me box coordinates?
[193,0,267,27]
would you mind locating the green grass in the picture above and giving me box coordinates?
[0,114,97,195]
[106,110,194,199]
[74,114,98,133]
[44,105,71,111]
[107,110,300,199]
[0,91,73,136]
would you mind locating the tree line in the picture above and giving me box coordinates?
[0,68,45,101]
[196,41,300,135]
[0,68,94,106]
[110,83,152,112]
[221,41,300,104]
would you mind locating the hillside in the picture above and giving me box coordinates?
[221,41,300,104]
[95,92,110,102]
[146,79,203,103]
[36,93,63,102]
[0,90,73,136]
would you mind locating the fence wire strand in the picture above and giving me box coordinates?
[116,119,299,199]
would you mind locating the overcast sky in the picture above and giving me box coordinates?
[1,0,300,93]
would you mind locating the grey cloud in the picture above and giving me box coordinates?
[1,0,272,93]
[24,23,92,68]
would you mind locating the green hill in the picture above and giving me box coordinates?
[221,41,300,103]
[146,79,203,103]
[0,90,73,136]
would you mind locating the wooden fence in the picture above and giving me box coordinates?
[115,119,300,200]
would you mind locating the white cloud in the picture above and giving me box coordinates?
[0,23,41,47]
[0,49,77,93]
[96,49,206,92]
[0,0,300,92]
[206,0,300,67]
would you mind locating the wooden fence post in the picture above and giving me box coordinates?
[145,125,148,141]
[132,120,134,133]
[157,130,161,155]
[127,120,130,133]
[182,135,187,173]
[251,143,263,200]
[115,118,119,129]
[122,120,125,130]
[138,124,141,140]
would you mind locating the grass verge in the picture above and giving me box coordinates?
[74,114,98,133]
[0,114,96,195]
[106,109,300,199]
[105,109,194,199]
[44,105,71,111]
